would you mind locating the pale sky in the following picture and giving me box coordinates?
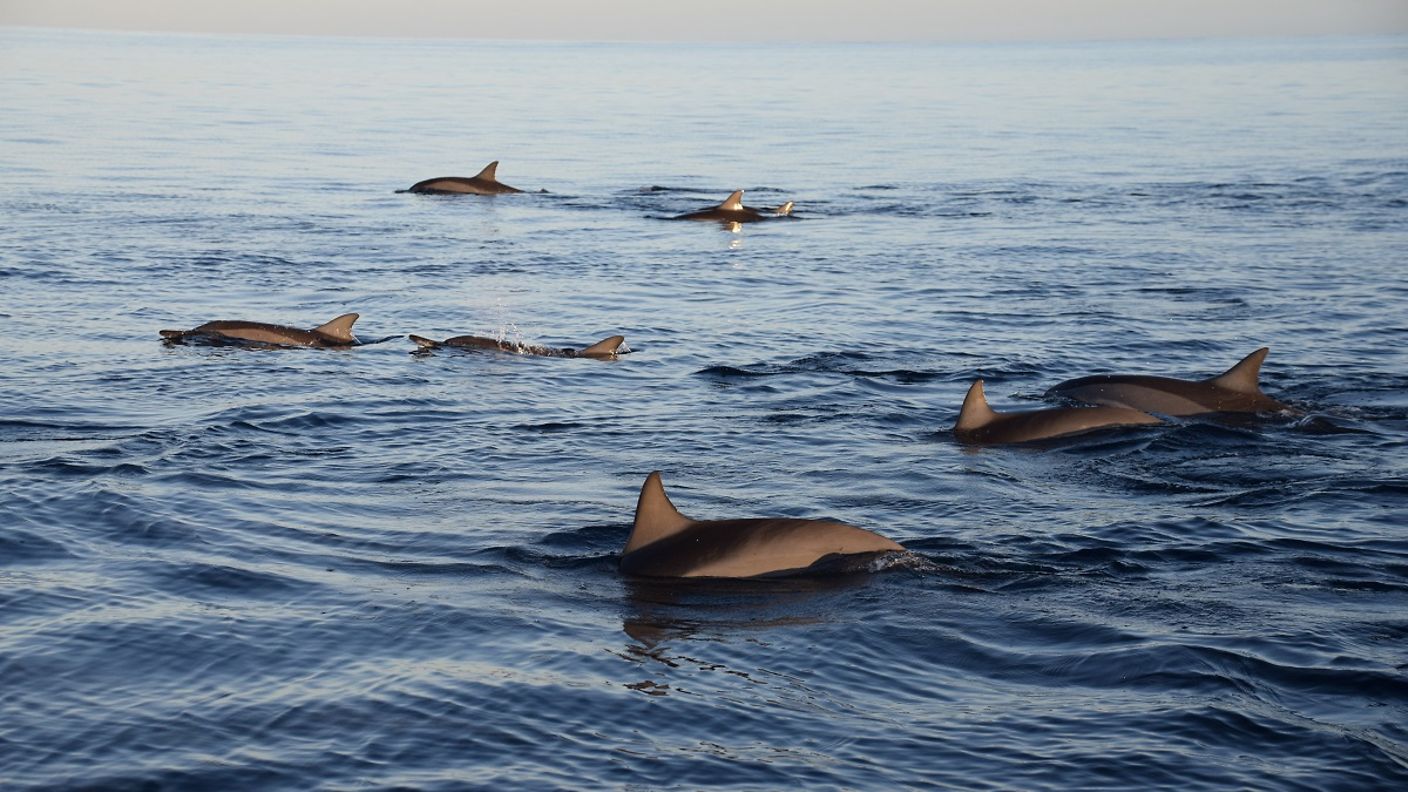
[3,0,1407,42]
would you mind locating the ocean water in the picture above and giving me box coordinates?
[2,27,1407,789]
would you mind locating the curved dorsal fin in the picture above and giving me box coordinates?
[625,471,693,554]
[312,313,359,343]
[1207,347,1269,394]
[579,335,625,356]
[955,379,999,432]
[775,201,794,216]
[474,161,500,181]
[718,190,744,211]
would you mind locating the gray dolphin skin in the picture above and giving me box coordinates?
[159,313,361,347]
[670,190,794,223]
[619,471,905,579]
[954,379,1162,445]
[400,161,526,195]
[1046,347,1289,416]
[408,333,626,358]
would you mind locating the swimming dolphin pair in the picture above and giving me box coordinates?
[954,348,1288,444]
[160,314,363,347]
[401,161,528,195]
[670,190,795,223]
[399,163,795,222]
[620,472,903,579]
[410,333,627,358]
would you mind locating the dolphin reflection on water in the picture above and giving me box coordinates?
[619,472,905,579]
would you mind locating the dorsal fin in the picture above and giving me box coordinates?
[579,335,625,356]
[955,379,999,432]
[311,313,359,343]
[718,190,744,211]
[474,161,500,181]
[1206,347,1269,394]
[625,472,693,554]
[775,201,794,216]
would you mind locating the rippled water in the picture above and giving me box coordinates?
[2,28,1407,789]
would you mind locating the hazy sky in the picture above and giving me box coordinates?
[3,0,1407,42]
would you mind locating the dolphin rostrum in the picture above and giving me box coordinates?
[670,190,794,223]
[1045,348,1289,416]
[619,471,904,578]
[160,313,361,348]
[954,379,1161,445]
[400,161,526,195]
[409,333,626,358]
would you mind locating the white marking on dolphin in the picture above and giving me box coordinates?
[408,333,626,358]
[670,190,795,223]
[400,161,529,195]
[954,379,1161,445]
[619,471,904,579]
[1046,347,1290,416]
[159,313,363,348]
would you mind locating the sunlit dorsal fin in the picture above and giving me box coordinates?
[955,379,999,432]
[775,201,794,216]
[580,335,625,356]
[718,190,744,211]
[1207,347,1269,394]
[312,313,359,343]
[626,472,694,554]
[474,161,500,181]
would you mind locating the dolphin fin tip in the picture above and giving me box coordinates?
[626,471,692,554]
[580,335,625,356]
[1209,347,1271,394]
[955,379,998,433]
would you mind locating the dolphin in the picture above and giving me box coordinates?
[160,313,361,348]
[619,471,904,579]
[670,190,794,223]
[400,161,526,195]
[954,379,1161,445]
[409,333,626,358]
[1045,347,1290,416]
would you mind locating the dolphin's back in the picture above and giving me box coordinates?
[621,518,902,579]
[620,471,903,578]
[954,379,1160,444]
[404,177,496,195]
[1048,375,1222,416]
[188,321,323,347]
[961,404,1161,444]
[1046,348,1288,416]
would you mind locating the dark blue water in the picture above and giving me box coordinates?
[2,28,1407,789]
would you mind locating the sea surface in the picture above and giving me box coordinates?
[2,27,1407,790]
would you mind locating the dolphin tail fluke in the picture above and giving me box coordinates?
[408,335,441,349]
[474,161,500,181]
[579,335,625,356]
[1207,347,1269,394]
[312,313,359,343]
[719,190,745,211]
[775,201,795,216]
[626,472,694,554]
[955,380,999,433]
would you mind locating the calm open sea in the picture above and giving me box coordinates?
[1,27,1406,790]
